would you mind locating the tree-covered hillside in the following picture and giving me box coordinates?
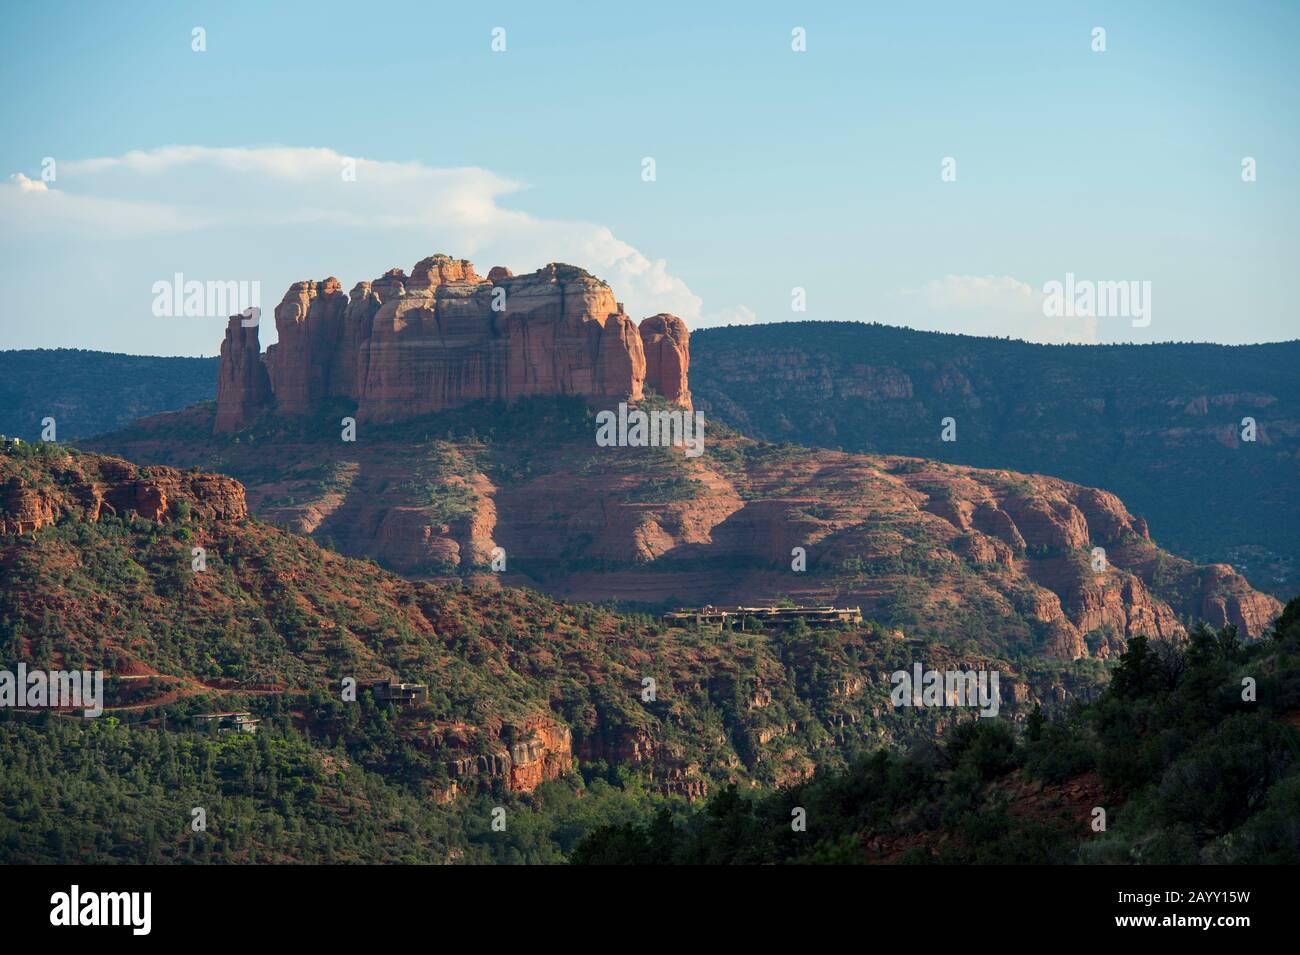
[0,442,1104,863]
[574,600,1300,864]
[0,349,218,441]
[692,323,1300,596]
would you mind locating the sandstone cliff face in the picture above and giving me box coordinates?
[214,316,272,432]
[214,255,691,431]
[1198,564,1282,635]
[1,451,246,534]
[639,313,692,408]
[0,481,58,535]
[433,715,573,796]
[266,277,350,415]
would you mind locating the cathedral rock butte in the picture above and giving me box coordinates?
[214,254,693,433]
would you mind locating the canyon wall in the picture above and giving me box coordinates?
[213,255,692,432]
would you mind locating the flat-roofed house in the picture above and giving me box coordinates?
[191,711,261,734]
[359,678,429,706]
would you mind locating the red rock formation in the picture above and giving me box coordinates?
[0,481,57,535]
[409,255,481,289]
[213,256,689,429]
[506,717,573,792]
[1,454,246,534]
[972,502,1026,551]
[1000,496,1090,551]
[639,313,692,408]
[214,316,272,433]
[1198,564,1282,635]
[92,413,1285,655]
[266,277,350,415]
[438,715,573,795]
[341,281,382,399]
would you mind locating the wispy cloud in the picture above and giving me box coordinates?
[1,145,709,346]
[892,274,1098,344]
[699,304,759,327]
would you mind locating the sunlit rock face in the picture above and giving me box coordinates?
[214,255,692,432]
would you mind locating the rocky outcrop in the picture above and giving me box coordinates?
[214,316,272,432]
[639,313,692,408]
[214,255,693,431]
[506,718,574,792]
[1000,496,1091,552]
[0,482,58,535]
[438,715,573,795]
[266,277,350,415]
[1054,574,1183,655]
[1198,564,1283,636]
[0,450,246,534]
[358,261,646,423]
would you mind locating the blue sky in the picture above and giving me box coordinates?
[1,0,1297,355]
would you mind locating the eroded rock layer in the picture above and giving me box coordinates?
[0,452,246,534]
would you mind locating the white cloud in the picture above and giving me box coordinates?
[698,304,759,327]
[892,274,1098,344]
[9,173,48,192]
[1,171,215,238]
[908,274,1036,310]
[0,145,707,339]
